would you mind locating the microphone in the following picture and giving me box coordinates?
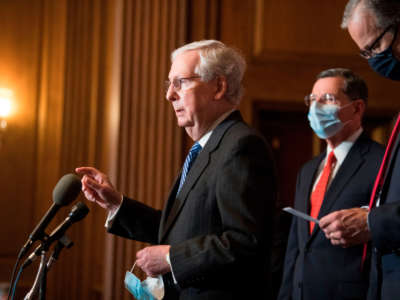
[46,235,74,270]
[22,202,89,269]
[18,174,82,260]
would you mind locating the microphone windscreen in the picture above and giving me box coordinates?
[52,174,82,206]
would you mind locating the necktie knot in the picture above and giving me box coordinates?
[177,142,202,194]
[326,151,337,166]
[189,142,202,158]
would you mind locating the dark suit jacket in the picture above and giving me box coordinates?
[109,111,277,300]
[368,118,400,300]
[278,134,384,300]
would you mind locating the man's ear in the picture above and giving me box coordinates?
[214,76,227,100]
[354,99,366,117]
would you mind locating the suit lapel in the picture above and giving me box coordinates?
[159,111,242,242]
[318,136,367,217]
[308,135,369,240]
[159,149,210,241]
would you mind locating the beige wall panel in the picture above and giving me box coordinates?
[253,0,355,57]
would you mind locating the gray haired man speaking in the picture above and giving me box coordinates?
[76,40,277,300]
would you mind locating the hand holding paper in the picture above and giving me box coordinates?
[319,208,370,247]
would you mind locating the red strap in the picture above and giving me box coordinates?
[361,114,400,269]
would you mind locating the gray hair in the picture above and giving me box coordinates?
[171,40,246,105]
[316,68,368,103]
[342,0,400,29]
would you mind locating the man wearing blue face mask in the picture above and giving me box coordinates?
[319,1,400,300]
[278,68,384,300]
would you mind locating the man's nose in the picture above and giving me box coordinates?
[166,84,178,102]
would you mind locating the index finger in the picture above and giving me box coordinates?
[75,166,100,177]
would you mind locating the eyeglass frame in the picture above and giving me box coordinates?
[165,76,202,92]
[359,24,397,59]
[304,93,353,106]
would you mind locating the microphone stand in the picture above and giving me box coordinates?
[24,235,73,300]
[24,251,47,300]
[38,262,47,300]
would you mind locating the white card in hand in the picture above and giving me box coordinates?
[283,207,319,224]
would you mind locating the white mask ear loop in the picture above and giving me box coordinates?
[339,101,355,110]
[130,261,137,273]
[339,101,356,127]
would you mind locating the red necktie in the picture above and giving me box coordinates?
[310,151,337,233]
[361,113,400,269]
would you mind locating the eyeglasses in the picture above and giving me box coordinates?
[165,76,201,92]
[359,24,396,59]
[304,93,341,106]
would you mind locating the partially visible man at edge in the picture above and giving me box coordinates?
[319,1,400,300]
[278,68,384,300]
[76,40,277,299]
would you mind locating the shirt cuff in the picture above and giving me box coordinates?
[360,206,370,231]
[166,252,178,284]
[104,195,124,229]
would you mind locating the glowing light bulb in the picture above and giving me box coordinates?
[0,88,12,118]
[0,98,11,118]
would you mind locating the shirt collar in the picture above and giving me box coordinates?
[326,127,363,165]
[197,109,236,148]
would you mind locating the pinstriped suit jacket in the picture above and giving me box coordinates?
[109,111,277,300]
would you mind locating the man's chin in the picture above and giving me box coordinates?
[176,118,193,128]
[176,120,186,127]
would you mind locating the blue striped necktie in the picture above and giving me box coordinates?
[177,142,202,194]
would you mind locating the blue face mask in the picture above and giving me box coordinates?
[367,26,400,81]
[124,263,165,300]
[368,45,400,81]
[124,271,157,300]
[307,102,351,139]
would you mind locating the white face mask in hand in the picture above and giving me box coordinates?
[124,262,165,300]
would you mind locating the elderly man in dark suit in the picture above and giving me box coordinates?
[278,68,384,300]
[319,1,400,299]
[76,40,276,300]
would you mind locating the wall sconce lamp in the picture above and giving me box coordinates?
[0,88,12,128]
[0,88,13,147]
